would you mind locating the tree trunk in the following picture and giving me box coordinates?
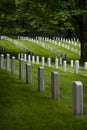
[77,15,87,63]
[74,0,87,63]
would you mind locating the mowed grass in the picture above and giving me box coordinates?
[0,38,80,62]
[41,40,80,61]
[16,39,56,60]
[0,39,25,56]
[0,59,87,130]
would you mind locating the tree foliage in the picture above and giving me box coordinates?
[0,0,87,62]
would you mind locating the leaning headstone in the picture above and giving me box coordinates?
[38,67,44,92]
[42,57,45,66]
[19,59,24,80]
[55,58,58,69]
[11,56,15,74]
[26,64,31,84]
[84,62,87,70]
[63,60,67,72]
[6,54,10,71]
[48,58,51,67]
[51,72,59,99]
[0,54,4,69]
[72,81,83,115]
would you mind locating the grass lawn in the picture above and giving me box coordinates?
[0,59,87,130]
[0,39,25,57]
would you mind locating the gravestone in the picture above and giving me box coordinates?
[51,72,59,99]
[59,57,62,65]
[55,58,58,69]
[48,58,51,67]
[24,54,27,62]
[21,54,23,59]
[38,67,44,92]
[32,56,35,64]
[63,60,67,72]
[11,56,15,74]
[84,62,87,70]
[42,57,45,66]
[26,64,31,84]
[18,53,20,60]
[6,54,10,71]
[72,81,83,115]
[36,56,39,64]
[70,60,74,67]
[74,60,79,74]
[28,55,31,63]
[0,54,4,69]
[19,59,24,80]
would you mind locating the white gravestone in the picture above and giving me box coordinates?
[0,54,4,69]
[63,61,67,72]
[74,60,79,74]
[42,57,45,66]
[70,60,74,67]
[36,56,39,64]
[18,53,20,60]
[55,58,58,69]
[59,57,62,65]
[6,54,10,71]
[11,56,15,74]
[28,55,31,63]
[32,56,35,64]
[72,81,83,115]
[24,54,27,62]
[21,54,23,60]
[51,72,59,99]
[84,62,87,70]
[26,64,32,84]
[19,59,24,80]
[38,67,44,92]
[48,58,51,67]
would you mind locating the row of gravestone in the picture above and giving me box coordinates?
[0,35,80,58]
[0,36,29,52]
[19,36,80,56]
[17,53,87,74]
[0,53,83,115]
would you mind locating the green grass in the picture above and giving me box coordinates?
[0,38,80,62]
[16,39,56,60]
[0,59,87,130]
[0,39,25,57]
[41,39,80,61]
[0,38,87,130]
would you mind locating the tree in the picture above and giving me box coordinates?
[28,0,87,62]
[0,0,87,62]
[72,0,87,62]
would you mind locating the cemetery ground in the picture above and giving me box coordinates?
[0,37,87,130]
[0,60,87,130]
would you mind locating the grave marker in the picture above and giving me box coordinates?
[19,59,24,80]
[38,67,44,92]
[26,64,32,84]
[6,54,10,71]
[0,54,4,69]
[11,56,15,74]
[72,81,83,115]
[51,72,59,99]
